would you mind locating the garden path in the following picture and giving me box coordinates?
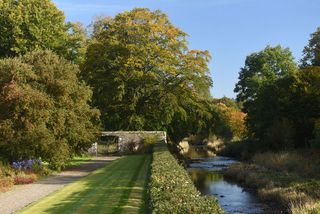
[0,156,119,214]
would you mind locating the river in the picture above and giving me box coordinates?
[185,145,271,214]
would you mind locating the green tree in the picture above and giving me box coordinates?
[0,50,100,169]
[0,0,86,63]
[288,66,320,147]
[82,8,212,139]
[234,46,297,149]
[301,27,320,67]
[242,66,320,149]
[234,45,297,110]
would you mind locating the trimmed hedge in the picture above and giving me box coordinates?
[149,142,225,213]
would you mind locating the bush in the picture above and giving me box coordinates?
[310,119,320,148]
[0,50,100,169]
[218,139,258,160]
[0,177,14,192]
[141,135,157,153]
[14,172,37,185]
[149,142,224,213]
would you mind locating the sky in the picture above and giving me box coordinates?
[52,0,320,98]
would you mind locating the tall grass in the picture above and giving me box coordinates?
[224,150,320,213]
[252,150,320,178]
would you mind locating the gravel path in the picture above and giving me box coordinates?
[0,156,119,214]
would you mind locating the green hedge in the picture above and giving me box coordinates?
[149,142,225,213]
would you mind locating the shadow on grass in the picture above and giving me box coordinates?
[20,154,151,214]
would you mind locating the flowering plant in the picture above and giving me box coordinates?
[12,159,42,170]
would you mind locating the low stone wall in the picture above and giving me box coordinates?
[99,131,167,153]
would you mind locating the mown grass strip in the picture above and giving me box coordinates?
[18,154,151,214]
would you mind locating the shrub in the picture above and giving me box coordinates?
[149,141,224,213]
[0,50,100,169]
[12,159,42,170]
[310,119,320,148]
[218,139,258,160]
[141,135,157,153]
[0,162,14,177]
[14,171,38,185]
[0,177,14,192]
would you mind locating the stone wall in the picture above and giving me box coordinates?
[99,131,167,153]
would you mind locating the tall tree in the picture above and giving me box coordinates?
[288,66,320,147]
[234,45,297,112]
[234,46,297,149]
[0,50,100,169]
[301,27,320,67]
[82,8,212,138]
[0,0,86,63]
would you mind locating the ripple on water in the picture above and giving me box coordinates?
[188,156,268,214]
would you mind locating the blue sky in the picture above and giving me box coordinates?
[52,0,320,98]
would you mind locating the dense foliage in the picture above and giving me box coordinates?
[301,27,320,67]
[0,50,100,169]
[149,142,224,213]
[234,31,320,150]
[0,0,87,63]
[82,8,213,141]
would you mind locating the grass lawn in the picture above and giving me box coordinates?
[66,156,93,167]
[19,154,151,214]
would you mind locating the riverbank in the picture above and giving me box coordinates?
[223,150,320,213]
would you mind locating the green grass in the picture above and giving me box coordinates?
[66,155,93,167]
[19,154,151,214]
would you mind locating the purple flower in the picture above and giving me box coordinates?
[12,159,42,170]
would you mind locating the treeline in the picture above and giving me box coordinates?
[3,0,314,168]
[234,30,320,151]
[0,0,236,168]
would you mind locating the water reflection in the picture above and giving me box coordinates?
[183,145,216,159]
[189,168,265,214]
[186,146,268,214]
[189,156,238,171]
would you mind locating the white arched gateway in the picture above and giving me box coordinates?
[89,131,167,155]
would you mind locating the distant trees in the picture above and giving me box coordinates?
[0,0,87,63]
[1,0,317,165]
[207,98,246,142]
[0,50,100,169]
[82,8,212,141]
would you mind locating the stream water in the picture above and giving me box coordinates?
[185,146,270,214]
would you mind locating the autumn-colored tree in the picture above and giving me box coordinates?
[82,8,212,141]
[0,50,100,169]
[208,100,246,141]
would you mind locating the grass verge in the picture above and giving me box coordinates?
[66,155,93,168]
[18,154,151,214]
[223,151,320,213]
